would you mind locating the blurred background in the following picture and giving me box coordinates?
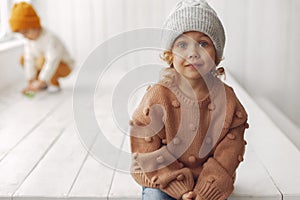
[0,0,299,148]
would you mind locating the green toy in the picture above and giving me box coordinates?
[24,91,35,98]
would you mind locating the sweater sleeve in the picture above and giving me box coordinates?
[23,43,37,81]
[194,97,249,200]
[38,35,63,82]
[130,86,194,199]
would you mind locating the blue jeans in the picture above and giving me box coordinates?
[142,187,176,200]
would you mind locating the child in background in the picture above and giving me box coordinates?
[130,0,249,199]
[9,2,74,94]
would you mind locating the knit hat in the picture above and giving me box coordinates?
[9,2,41,32]
[162,0,225,60]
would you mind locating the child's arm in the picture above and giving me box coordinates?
[130,85,194,200]
[23,43,37,82]
[38,37,62,83]
[194,94,248,200]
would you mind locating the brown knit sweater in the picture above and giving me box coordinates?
[130,77,248,200]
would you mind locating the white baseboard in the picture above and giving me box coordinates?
[254,96,300,150]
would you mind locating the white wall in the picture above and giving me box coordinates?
[0,43,24,90]
[33,0,177,68]
[208,0,300,126]
[31,0,300,128]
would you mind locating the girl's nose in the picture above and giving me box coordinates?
[187,46,200,60]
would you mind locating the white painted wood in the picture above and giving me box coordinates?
[0,40,23,53]
[33,0,183,68]
[219,0,248,85]
[104,131,137,199]
[104,0,125,37]
[68,155,114,199]
[94,91,128,159]
[0,100,6,112]
[225,73,300,199]
[113,134,131,173]
[284,195,300,200]
[0,98,72,197]
[89,0,107,44]
[13,125,87,198]
[0,82,33,113]
[255,97,300,149]
[256,0,289,107]
[285,0,300,126]
[0,196,10,200]
[108,136,141,199]
[0,44,23,90]
[109,170,141,200]
[0,89,70,161]
[229,146,281,200]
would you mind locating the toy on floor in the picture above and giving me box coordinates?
[24,90,35,98]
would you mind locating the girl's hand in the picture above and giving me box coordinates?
[29,80,47,91]
[182,191,195,200]
[22,80,47,94]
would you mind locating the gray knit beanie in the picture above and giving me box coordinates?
[162,0,225,60]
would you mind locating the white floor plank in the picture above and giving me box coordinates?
[109,170,141,200]
[69,102,126,200]
[0,89,70,161]
[229,145,281,200]
[13,125,87,199]
[68,155,115,199]
[0,100,7,112]
[94,92,127,151]
[0,81,24,100]
[0,81,55,110]
[108,135,141,200]
[0,82,30,112]
[254,97,300,151]
[0,98,72,197]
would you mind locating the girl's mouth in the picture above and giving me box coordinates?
[185,63,202,69]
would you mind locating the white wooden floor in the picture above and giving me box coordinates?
[0,74,299,200]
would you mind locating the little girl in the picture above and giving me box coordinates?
[9,2,74,94]
[130,0,249,200]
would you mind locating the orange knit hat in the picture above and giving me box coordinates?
[9,2,41,32]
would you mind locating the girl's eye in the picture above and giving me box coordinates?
[199,41,209,47]
[177,42,187,49]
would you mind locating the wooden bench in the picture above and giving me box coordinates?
[0,73,299,200]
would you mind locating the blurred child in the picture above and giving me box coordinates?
[9,2,74,94]
[130,0,249,199]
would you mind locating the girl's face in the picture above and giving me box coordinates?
[171,31,216,80]
[18,28,41,40]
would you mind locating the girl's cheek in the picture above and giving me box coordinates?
[173,56,182,64]
[172,51,186,61]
